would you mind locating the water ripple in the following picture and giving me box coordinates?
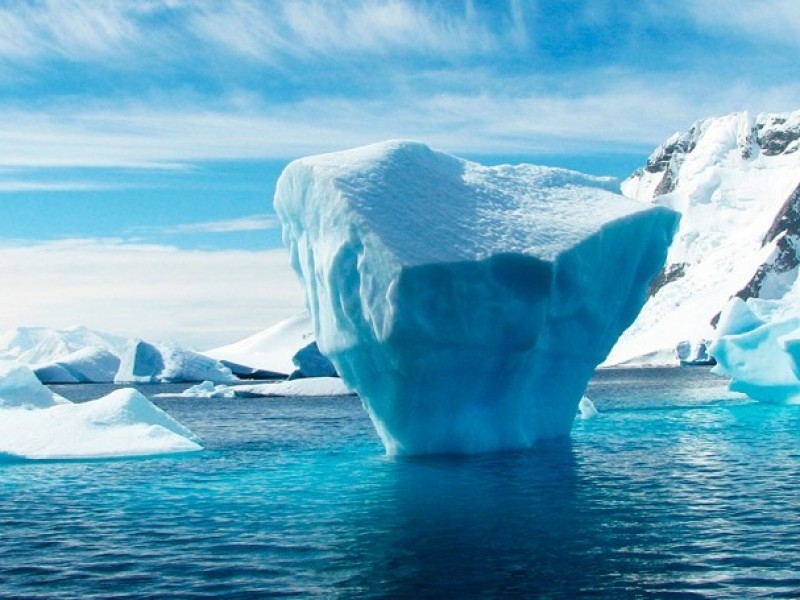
[1,372,799,597]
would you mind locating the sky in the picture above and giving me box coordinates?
[2,0,800,349]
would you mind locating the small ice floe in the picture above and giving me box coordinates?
[578,396,598,420]
[236,377,354,398]
[0,363,202,460]
[155,380,237,399]
[155,377,355,399]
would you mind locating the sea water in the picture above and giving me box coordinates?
[2,369,800,598]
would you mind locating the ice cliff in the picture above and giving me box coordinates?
[275,140,678,455]
[608,110,800,366]
[115,339,236,384]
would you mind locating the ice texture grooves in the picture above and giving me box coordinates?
[275,141,679,454]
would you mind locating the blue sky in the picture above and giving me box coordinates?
[2,0,799,347]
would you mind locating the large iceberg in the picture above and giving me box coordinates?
[33,346,121,384]
[275,140,678,454]
[115,340,237,384]
[711,292,800,402]
[0,363,202,460]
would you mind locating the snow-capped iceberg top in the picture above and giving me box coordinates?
[280,140,650,266]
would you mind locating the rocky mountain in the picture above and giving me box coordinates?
[606,110,800,366]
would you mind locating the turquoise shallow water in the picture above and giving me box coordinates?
[2,369,800,598]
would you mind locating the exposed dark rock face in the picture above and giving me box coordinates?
[756,116,800,156]
[653,166,678,197]
[735,181,800,303]
[644,129,698,174]
[647,262,687,299]
[642,129,699,197]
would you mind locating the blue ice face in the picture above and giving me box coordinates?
[275,141,678,455]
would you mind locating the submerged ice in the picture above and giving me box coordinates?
[275,141,678,455]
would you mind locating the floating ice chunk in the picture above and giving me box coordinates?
[235,377,354,397]
[169,380,236,399]
[115,340,236,384]
[711,277,800,402]
[577,396,598,419]
[275,140,678,454]
[0,365,202,459]
[32,362,80,384]
[33,346,121,383]
[711,317,800,401]
[675,339,715,366]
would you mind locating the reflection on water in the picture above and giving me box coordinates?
[1,369,800,597]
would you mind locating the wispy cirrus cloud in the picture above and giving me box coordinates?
[0,179,120,192]
[135,214,280,235]
[0,0,525,71]
[2,75,799,171]
[189,0,505,60]
[0,0,147,62]
[679,0,800,47]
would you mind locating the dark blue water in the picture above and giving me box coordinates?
[2,369,800,598]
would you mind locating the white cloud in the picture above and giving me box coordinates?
[2,75,799,171]
[0,0,520,68]
[0,179,118,192]
[0,0,145,62]
[0,239,305,350]
[137,214,281,234]
[681,0,800,47]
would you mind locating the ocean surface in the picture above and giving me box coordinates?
[2,368,800,598]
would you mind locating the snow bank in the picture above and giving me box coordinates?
[275,140,678,455]
[115,340,236,384]
[0,364,202,459]
[205,312,314,375]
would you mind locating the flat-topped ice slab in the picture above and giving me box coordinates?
[276,141,679,455]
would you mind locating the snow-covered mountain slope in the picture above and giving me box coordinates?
[204,312,314,375]
[606,110,800,366]
[0,326,128,365]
